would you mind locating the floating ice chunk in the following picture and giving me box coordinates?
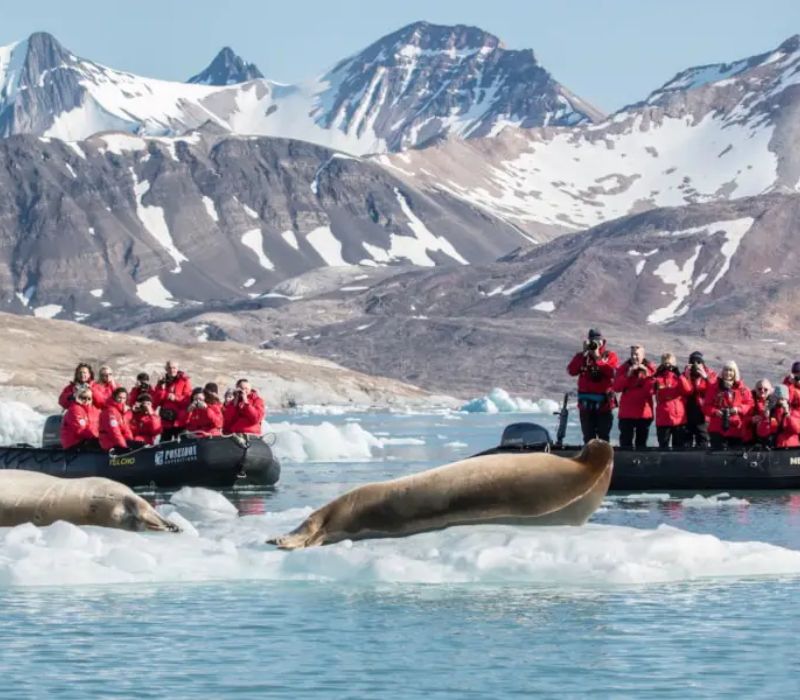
[170,487,238,521]
[460,388,559,414]
[680,493,750,508]
[266,420,382,462]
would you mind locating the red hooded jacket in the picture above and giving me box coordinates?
[99,401,133,451]
[613,360,656,420]
[756,405,800,447]
[60,402,100,449]
[223,391,266,434]
[92,381,118,410]
[782,376,800,411]
[567,346,620,413]
[683,367,718,415]
[185,403,223,436]
[130,412,163,445]
[704,380,754,439]
[153,372,193,427]
[651,369,691,427]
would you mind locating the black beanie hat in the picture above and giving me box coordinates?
[689,351,704,363]
[587,328,603,341]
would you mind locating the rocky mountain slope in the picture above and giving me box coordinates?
[0,312,452,412]
[381,34,800,237]
[0,24,600,153]
[0,129,527,322]
[119,193,800,396]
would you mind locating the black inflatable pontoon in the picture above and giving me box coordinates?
[0,416,280,489]
[476,406,800,492]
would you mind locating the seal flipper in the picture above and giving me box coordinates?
[268,513,326,549]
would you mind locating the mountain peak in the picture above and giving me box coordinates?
[376,21,504,57]
[187,46,263,85]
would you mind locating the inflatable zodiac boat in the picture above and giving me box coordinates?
[474,396,800,491]
[0,416,280,489]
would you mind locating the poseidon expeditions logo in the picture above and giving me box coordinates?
[154,445,198,466]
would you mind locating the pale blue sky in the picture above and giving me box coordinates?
[2,0,799,112]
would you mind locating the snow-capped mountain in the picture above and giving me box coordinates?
[187,47,264,85]
[382,34,800,238]
[310,21,603,151]
[0,25,601,153]
[0,129,526,323]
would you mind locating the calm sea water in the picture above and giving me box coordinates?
[2,411,800,698]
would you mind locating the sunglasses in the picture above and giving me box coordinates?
[756,387,769,393]
[77,396,92,402]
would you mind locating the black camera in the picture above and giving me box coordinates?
[587,340,600,351]
[720,407,731,432]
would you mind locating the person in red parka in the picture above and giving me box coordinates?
[129,393,162,445]
[184,383,224,437]
[746,379,773,444]
[613,344,656,449]
[223,379,266,435]
[58,363,96,410]
[782,361,800,411]
[128,372,153,408]
[153,360,192,441]
[60,387,101,449]
[99,387,134,451]
[704,361,753,449]
[756,385,800,448]
[650,353,691,448]
[682,351,717,448]
[92,365,118,409]
[567,329,619,444]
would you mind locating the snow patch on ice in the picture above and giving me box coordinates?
[532,300,555,313]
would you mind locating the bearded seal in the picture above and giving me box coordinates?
[0,471,180,532]
[269,439,613,549]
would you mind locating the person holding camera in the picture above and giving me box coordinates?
[781,361,800,411]
[128,372,152,407]
[153,360,192,441]
[756,384,800,448]
[58,363,97,410]
[184,383,224,437]
[613,344,656,449]
[99,387,135,451]
[223,378,266,435]
[129,394,162,445]
[746,379,773,444]
[704,361,753,449]
[60,387,101,450]
[567,329,619,443]
[682,351,717,447]
[650,352,691,448]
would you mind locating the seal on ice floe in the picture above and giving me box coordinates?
[0,471,180,532]
[269,440,613,549]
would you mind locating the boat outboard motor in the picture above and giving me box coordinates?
[500,423,552,450]
[42,415,63,448]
